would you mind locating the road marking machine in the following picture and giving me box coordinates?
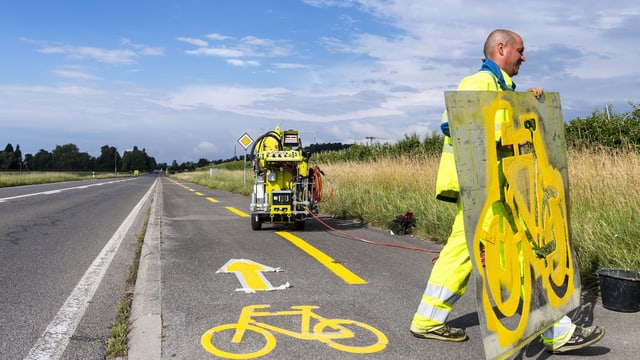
[249,126,328,230]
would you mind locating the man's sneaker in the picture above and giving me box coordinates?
[547,325,605,354]
[410,324,468,342]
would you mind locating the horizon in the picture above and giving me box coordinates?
[1,1,638,164]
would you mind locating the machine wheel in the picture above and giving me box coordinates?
[251,214,262,230]
[294,220,305,231]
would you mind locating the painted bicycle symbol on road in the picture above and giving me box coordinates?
[201,304,388,359]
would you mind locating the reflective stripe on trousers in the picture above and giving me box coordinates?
[412,201,472,329]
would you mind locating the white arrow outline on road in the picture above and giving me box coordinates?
[217,259,290,293]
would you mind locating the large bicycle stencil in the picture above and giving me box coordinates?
[201,304,388,359]
[444,91,581,359]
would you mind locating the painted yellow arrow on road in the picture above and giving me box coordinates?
[217,259,289,293]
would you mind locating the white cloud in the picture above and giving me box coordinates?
[273,63,309,69]
[227,59,260,67]
[302,0,357,8]
[39,44,137,64]
[238,36,292,57]
[185,47,244,57]
[206,33,230,41]
[22,37,163,64]
[156,86,290,111]
[181,34,293,60]
[193,141,218,156]
[176,37,208,47]
[120,38,164,56]
[51,66,100,80]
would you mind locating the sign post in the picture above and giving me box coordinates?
[237,132,254,185]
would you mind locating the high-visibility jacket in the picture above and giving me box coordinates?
[435,69,513,202]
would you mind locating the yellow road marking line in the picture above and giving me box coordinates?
[206,197,219,203]
[275,231,367,285]
[226,207,249,217]
[195,191,204,196]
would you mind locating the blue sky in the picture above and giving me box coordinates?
[1,1,639,164]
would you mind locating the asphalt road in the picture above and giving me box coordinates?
[0,175,157,359]
[144,177,473,360]
[2,175,638,359]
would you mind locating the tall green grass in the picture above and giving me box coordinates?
[0,171,121,187]
[317,156,454,242]
[566,149,640,290]
[172,149,640,292]
[173,169,254,196]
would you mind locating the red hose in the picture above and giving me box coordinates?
[310,166,333,203]
[305,208,440,255]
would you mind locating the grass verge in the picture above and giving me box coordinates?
[105,206,150,357]
[0,171,129,187]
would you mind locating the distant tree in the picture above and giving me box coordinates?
[121,146,156,172]
[14,145,22,170]
[30,149,54,170]
[184,161,196,171]
[95,145,119,172]
[565,103,640,151]
[0,143,24,170]
[309,132,444,163]
[146,154,158,171]
[0,144,11,170]
[169,160,179,173]
[422,131,444,155]
[23,153,33,170]
[196,158,210,168]
[51,144,92,170]
[395,133,422,155]
[13,143,162,172]
[304,142,352,155]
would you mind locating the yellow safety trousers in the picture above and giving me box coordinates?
[411,199,514,329]
[415,68,513,329]
[412,200,470,329]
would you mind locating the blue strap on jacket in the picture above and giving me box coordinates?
[441,122,451,137]
[479,58,515,91]
[440,59,515,137]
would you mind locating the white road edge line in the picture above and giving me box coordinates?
[0,178,138,203]
[24,178,158,360]
[127,176,163,359]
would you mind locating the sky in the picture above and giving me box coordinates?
[1,1,639,164]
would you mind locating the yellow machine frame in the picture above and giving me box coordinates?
[249,126,317,230]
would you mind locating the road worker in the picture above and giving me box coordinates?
[411,29,604,354]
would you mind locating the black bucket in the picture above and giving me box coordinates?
[597,268,640,312]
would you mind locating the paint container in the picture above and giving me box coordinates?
[597,268,640,312]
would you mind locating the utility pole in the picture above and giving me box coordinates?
[365,136,388,146]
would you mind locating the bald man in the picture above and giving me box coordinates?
[410,29,603,354]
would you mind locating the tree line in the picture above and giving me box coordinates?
[310,105,640,163]
[2,104,638,172]
[0,144,159,172]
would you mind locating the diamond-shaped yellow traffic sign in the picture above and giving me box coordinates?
[238,132,254,150]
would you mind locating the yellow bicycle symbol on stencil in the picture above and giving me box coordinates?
[201,304,388,359]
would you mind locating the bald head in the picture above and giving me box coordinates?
[483,29,526,76]
[484,29,520,58]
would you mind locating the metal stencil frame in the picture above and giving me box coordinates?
[444,91,580,359]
